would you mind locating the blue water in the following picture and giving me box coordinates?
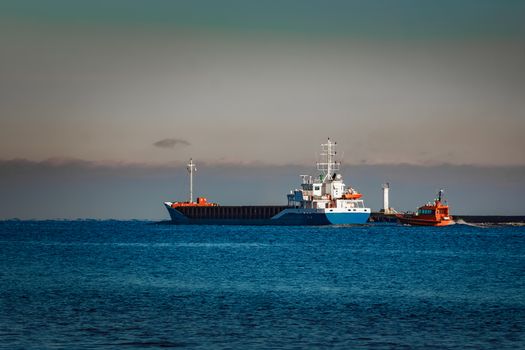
[1,221,524,349]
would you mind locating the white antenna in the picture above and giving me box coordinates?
[317,138,340,182]
[187,158,197,202]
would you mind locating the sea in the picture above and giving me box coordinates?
[1,220,524,349]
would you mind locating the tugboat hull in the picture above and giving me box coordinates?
[397,215,454,227]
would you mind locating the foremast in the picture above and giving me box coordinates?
[187,158,197,203]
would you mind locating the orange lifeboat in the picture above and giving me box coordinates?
[171,197,218,208]
[342,193,363,200]
[396,190,453,226]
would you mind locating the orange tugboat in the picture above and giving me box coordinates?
[397,190,454,226]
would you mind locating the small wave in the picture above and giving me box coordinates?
[454,219,487,228]
[114,341,192,348]
[455,219,525,228]
[500,222,525,226]
[0,241,272,248]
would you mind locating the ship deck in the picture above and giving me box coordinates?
[173,205,290,220]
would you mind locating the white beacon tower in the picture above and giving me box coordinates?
[382,182,390,214]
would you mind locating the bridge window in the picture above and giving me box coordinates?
[418,209,435,215]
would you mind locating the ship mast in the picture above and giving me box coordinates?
[317,138,340,182]
[437,189,444,203]
[187,158,196,203]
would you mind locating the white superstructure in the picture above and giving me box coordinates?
[285,138,370,215]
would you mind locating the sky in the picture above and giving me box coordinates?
[0,1,524,219]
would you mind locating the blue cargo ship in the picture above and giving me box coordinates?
[164,139,371,225]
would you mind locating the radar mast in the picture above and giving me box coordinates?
[316,138,340,182]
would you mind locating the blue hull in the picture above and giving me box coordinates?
[165,206,370,226]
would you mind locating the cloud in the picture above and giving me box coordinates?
[153,138,190,149]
